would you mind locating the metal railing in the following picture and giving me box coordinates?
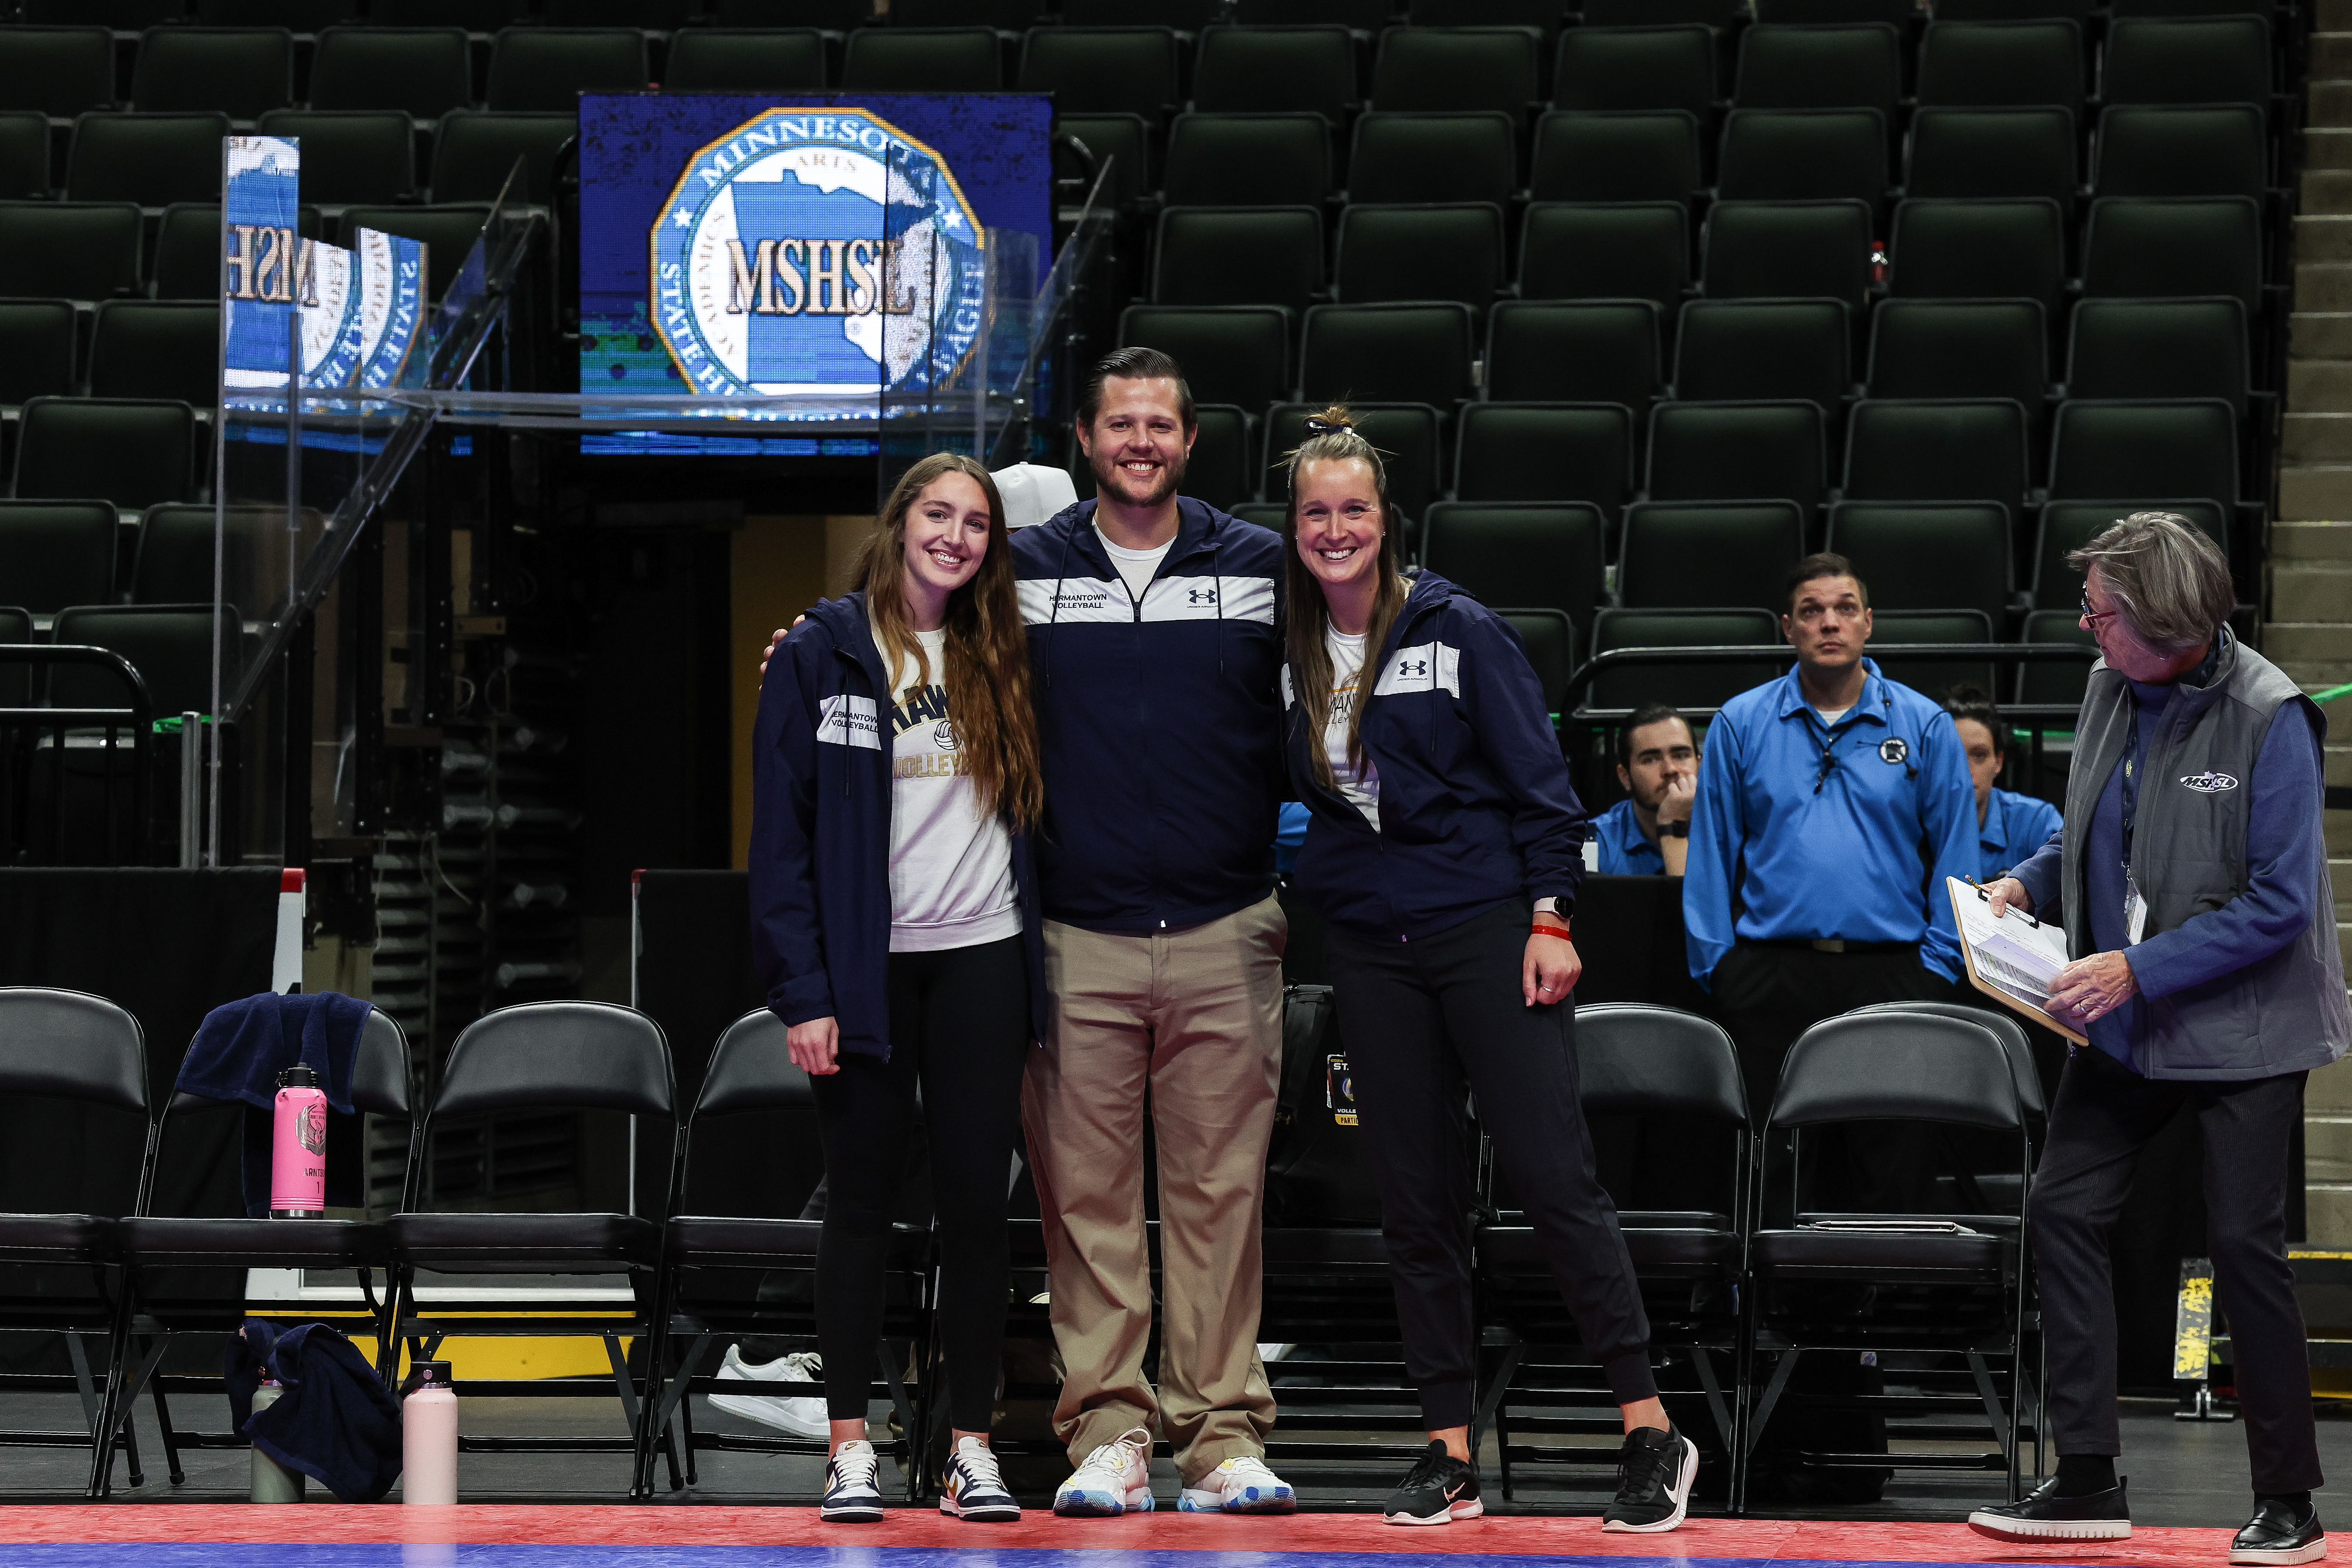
[0,647,156,867]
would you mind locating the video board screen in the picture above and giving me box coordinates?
[577,92,1053,456]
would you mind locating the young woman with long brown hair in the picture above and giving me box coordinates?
[1277,410,1696,1532]
[749,451,1046,1524]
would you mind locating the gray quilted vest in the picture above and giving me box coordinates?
[2058,633,2349,1080]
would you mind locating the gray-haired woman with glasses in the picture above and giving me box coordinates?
[1967,513,2345,1562]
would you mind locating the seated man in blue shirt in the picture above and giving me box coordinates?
[1943,684,2062,882]
[1587,703,1698,876]
[1684,554,1980,1207]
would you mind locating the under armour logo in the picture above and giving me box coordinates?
[1188,586,1216,605]
[1400,659,1427,677]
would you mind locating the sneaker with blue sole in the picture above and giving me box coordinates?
[1178,1455,1296,1513]
[1053,1426,1155,1517]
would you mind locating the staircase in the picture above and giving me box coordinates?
[2279,0,2352,1243]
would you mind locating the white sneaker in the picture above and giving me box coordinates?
[707,1346,830,1438]
[1053,1425,1155,1516]
[1179,1454,1297,1514]
[940,1435,1021,1521]
[821,1439,885,1522]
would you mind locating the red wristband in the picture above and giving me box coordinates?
[1531,922,1573,940]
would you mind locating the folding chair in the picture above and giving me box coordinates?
[387,1002,680,1499]
[636,1009,932,1499]
[0,989,155,1499]
[96,1008,414,1494]
[1477,1004,1751,1502]
[1741,1011,2031,1512]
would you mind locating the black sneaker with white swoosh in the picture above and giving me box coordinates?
[1603,1423,1698,1532]
[1383,1440,1483,1526]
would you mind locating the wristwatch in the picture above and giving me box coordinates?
[1659,820,1690,838]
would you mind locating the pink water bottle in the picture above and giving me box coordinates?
[270,1064,327,1219]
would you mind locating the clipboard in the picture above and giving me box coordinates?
[1947,875,2090,1047]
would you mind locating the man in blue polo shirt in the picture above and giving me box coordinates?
[1684,555,1979,1164]
[1588,703,1699,876]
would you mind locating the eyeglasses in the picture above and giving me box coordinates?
[2079,590,2119,629]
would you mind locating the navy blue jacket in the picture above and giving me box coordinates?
[747,592,1050,1060]
[1015,497,1287,932]
[1283,570,1589,939]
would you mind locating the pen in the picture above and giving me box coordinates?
[1972,880,2041,928]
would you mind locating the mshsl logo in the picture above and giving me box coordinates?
[649,110,986,399]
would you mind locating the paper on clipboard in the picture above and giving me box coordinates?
[1946,875,2090,1047]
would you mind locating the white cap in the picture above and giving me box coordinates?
[992,462,1079,529]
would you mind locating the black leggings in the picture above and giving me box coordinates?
[811,935,1029,1431]
[1325,900,1656,1430]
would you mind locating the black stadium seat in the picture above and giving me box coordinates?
[131,27,294,120]
[310,28,476,119]
[1842,398,2032,516]
[1154,207,1324,319]
[1867,299,2049,411]
[1701,199,1874,308]
[1645,400,1827,513]
[1716,108,1888,203]
[1888,198,2069,317]
[1182,404,1253,511]
[1618,500,1807,611]
[1120,304,1292,412]
[1554,25,1717,118]
[1935,0,2095,17]
[155,201,321,299]
[1349,113,1517,207]
[13,397,196,511]
[1904,107,2079,207]
[1371,27,1541,119]
[665,30,830,93]
[2016,606,2097,706]
[1673,298,1851,414]
[2093,104,2269,201]
[50,604,228,720]
[2047,398,2239,509]
[1235,0,1389,25]
[67,113,233,208]
[135,504,225,604]
[22,0,186,20]
[2066,297,2251,420]
[1058,114,1153,209]
[1265,402,1443,518]
[2031,498,2229,609]
[431,112,579,205]
[1530,111,1703,210]
[1582,0,1746,22]
[336,205,488,299]
[487,28,649,111]
[256,111,418,207]
[0,202,143,302]
[710,0,872,24]
[0,113,49,201]
[1484,300,1663,421]
[545,0,695,20]
[1915,19,2086,116]
[0,27,117,121]
[2080,196,2263,317]
[1755,0,1915,19]
[1299,302,1477,406]
[1420,503,1608,639]
[1410,0,1566,38]
[1735,23,1903,118]
[1163,114,1332,208]
[89,301,220,409]
[1521,202,1689,317]
[841,28,1002,91]
[0,302,77,410]
[372,0,525,22]
[0,501,117,614]
[1825,500,2013,622]
[1453,403,1633,521]
[1192,26,1359,122]
[1863,608,1999,708]
[1586,606,1783,712]
[1021,28,1183,124]
[1066,0,1215,20]
[894,0,1032,24]
[1334,203,1505,316]
[2101,16,2272,108]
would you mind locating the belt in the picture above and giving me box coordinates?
[1751,938,1916,956]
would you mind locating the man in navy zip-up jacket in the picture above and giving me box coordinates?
[1013,350,1298,1517]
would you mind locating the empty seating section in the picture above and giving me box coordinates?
[0,0,2294,715]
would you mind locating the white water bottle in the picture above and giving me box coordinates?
[248,1382,306,1502]
[401,1361,459,1504]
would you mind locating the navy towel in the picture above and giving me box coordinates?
[178,991,373,1217]
[224,1318,404,1503]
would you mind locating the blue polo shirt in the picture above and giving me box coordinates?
[1591,797,1666,876]
[1684,659,1980,985]
[1976,787,2061,882]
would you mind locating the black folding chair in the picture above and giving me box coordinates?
[385,1001,678,1498]
[1741,1011,2031,1513]
[1476,1003,1751,1504]
[635,1008,932,1499]
[97,1007,413,1493]
[0,988,155,1498]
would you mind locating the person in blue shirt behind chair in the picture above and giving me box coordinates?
[1682,553,1980,1206]
[1942,684,2063,882]
[1588,703,1699,876]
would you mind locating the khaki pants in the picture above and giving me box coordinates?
[1021,893,1286,1485]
